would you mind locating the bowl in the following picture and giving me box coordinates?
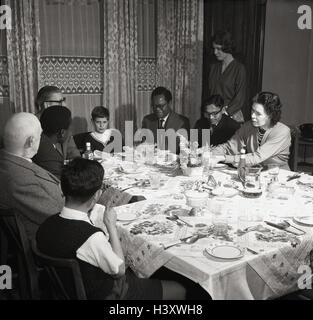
[185,190,208,207]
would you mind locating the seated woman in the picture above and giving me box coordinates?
[211,91,291,169]
[194,94,240,147]
[74,106,114,154]
[36,158,186,300]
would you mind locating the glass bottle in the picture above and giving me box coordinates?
[82,142,94,160]
[237,145,246,183]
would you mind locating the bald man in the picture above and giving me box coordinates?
[0,113,65,239]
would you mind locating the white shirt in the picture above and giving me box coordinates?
[91,129,112,146]
[159,113,170,128]
[59,206,123,275]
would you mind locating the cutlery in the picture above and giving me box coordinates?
[163,234,203,249]
[286,173,303,182]
[246,247,258,255]
[264,220,306,235]
[166,214,193,227]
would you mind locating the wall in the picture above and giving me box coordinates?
[262,0,313,126]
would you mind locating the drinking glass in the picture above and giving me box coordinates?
[149,173,161,189]
[244,166,262,191]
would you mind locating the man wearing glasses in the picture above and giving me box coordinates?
[141,86,190,153]
[35,86,81,161]
[194,94,240,147]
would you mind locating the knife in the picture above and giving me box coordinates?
[264,221,303,235]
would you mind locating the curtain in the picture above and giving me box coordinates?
[102,0,138,134]
[202,0,267,120]
[5,0,40,113]
[156,0,203,128]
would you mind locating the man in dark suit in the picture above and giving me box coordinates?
[33,106,73,180]
[0,113,64,239]
[141,87,190,153]
[194,95,240,147]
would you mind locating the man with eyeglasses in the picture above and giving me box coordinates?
[194,95,240,147]
[141,86,190,153]
[35,86,81,160]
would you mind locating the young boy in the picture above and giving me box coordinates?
[36,158,186,300]
[74,106,114,154]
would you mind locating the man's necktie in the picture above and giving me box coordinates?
[158,119,165,129]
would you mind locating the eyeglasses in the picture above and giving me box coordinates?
[44,97,66,104]
[204,109,223,117]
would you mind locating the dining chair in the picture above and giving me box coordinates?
[0,209,40,299]
[31,240,87,300]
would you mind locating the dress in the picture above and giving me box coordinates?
[208,59,247,122]
[212,121,291,169]
[0,150,64,239]
[194,114,240,147]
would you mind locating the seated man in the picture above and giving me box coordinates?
[35,85,81,159]
[0,113,64,239]
[211,91,291,169]
[142,86,190,153]
[36,158,186,300]
[33,106,73,180]
[194,95,240,147]
[74,106,115,154]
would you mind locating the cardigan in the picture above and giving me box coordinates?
[212,121,291,169]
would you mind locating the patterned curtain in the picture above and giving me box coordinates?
[102,0,138,133]
[5,0,40,113]
[156,0,203,128]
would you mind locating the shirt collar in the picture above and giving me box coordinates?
[160,113,170,124]
[60,206,92,225]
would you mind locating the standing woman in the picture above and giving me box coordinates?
[208,31,247,123]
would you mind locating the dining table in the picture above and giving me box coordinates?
[96,152,313,300]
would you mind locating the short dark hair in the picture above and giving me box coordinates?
[252,91,282,126]
[40,105,72,136]
[36,86,62,111]
[201,94,224,113]
[212,31,235,54]
[61,158,104,203]
[151,86,172,103]
[91,106,110,120]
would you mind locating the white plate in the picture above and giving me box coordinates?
[117,213,138,222]
[205,243,244,260]
[293,216,313,226]
[298,175,313,185]
[211,187,238,198]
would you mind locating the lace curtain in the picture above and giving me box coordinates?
[4,0,40,113]
[156,0,203,128]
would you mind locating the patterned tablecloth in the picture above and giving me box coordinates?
[97,155,313,300]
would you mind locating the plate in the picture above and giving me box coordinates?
[211,187,238,198]
[293,216,313,226]
[205,243,244,260]
[117,212,138,222]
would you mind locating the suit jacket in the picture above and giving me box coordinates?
[194,114,240,147]
[0,150,64,239]
[32,134,64,180]
[142,112,190,153]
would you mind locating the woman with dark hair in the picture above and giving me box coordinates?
[208,31,247,123]
[194,94,240,147]
[211,92,291,169]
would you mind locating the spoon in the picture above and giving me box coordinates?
[264,220,306,235]
[163,234,202,249]
[166,214,193,227]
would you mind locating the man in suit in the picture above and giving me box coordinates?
[194,95,240,147]
[141,87,190,153]
[35,85,81,159]
[33,106,73,180]
[0,113,64,239]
